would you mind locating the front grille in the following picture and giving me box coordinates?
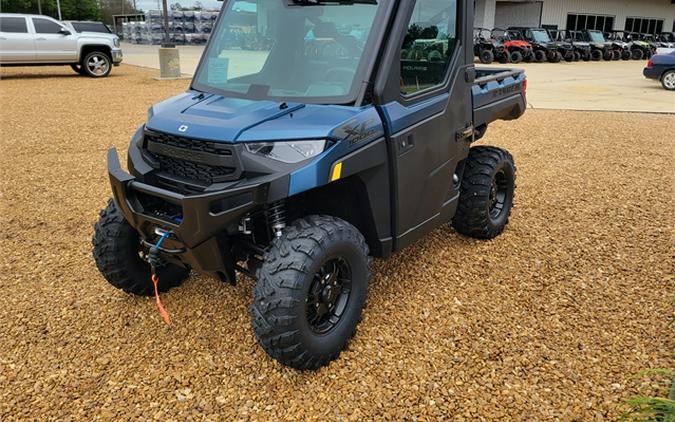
[144,129,241,184]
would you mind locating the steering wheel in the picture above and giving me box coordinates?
[324,67,356,84]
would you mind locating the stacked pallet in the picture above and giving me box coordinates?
[122,10,219,45]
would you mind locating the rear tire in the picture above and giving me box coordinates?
[621,50,631,60]
[81,51,112,78]
[549,52,563,63]
[603,50,613,61]
[251,216,371,370]
[509,50,523,63]
[591,50,603,61]
[662,70,675,91]
[479,49,495,64]
[631,49,643,60]
[612,50,621,61]
[534,50,547,63]
[453,147,516,239]
[92,199,190,296]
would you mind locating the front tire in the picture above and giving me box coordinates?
[631,49,644,60]
[70,64,85,75]
[81,51,112,78]
[251,216,371,370]
[92,199,190,296]
[621,50,631,60]
[591,50,603,61]
[452,147,516,239]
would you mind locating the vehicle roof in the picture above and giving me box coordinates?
[64,20,106,23]
[0,13,58,18]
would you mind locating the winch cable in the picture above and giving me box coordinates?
[148,231,172,325]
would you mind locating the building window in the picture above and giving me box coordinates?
[566,13,614,32]
[625,17,663,35]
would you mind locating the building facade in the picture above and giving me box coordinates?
[474,0,675,34]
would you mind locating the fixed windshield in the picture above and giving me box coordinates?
[192,0,385,103]
[528,29,551,43]
[587,31,605,43]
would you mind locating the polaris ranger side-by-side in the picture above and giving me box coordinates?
[94,0,526,369]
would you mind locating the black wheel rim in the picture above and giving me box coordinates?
[305,257,352,335]
[489,169,509,220]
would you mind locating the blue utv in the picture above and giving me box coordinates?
[94,0,527,369]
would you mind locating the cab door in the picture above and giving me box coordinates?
[0,16,35,63]
[31,17,77,62]
[374,0,474,251]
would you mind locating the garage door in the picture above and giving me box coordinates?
[495,1,542,28]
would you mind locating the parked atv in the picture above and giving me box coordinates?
[550,29,591,61]
[659,32,675,48]
[606,31,649,60]
[638,33,663,54]
[491,28,534,63]
[93,0,527,370]
[582,30,622,60]
[509,27,574,63]
[570,30,607,61]
[473,27,508,64]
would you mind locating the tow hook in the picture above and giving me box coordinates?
[148,230,172,325]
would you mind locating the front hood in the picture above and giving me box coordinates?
[146,92,371,143]
[79,32,117,41]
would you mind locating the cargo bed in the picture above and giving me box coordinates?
[472,67,527,139]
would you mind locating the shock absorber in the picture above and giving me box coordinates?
[268,200,286,238]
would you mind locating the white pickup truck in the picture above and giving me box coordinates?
[0,13,122,77]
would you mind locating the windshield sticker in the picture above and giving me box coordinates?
[208,57,229,87]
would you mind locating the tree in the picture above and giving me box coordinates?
[0,0,100,20]
[98,0,140,25]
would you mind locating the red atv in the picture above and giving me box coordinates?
[491,28,534,63]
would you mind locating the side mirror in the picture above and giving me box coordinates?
[58,28,71,36]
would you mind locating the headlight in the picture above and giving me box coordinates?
[245,140,327,163]
[113,37,120,48]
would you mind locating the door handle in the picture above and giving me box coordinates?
[0,37,7,41]
[36,37,47,41]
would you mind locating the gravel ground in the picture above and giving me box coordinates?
[1,65,673,421]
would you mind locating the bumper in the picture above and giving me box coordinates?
[111,48,123,65]
[643,67,661,80]
[107,148,269,279]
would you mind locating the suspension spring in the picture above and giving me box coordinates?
[268,201,286,238]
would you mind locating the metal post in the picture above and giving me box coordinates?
[162,0,171,47]
[37,0,42,15]
[56,0,62,20]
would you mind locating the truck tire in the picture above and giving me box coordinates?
[251,215,371,370]
[92,199,190,296]
[662,70,675,91]
[509,50,523,63]
[479,49,494,64]
[631,49,643,60]
[591,50,603,61]
[81,51,112,78]
[452,147,516,239]
[534,50,547,63]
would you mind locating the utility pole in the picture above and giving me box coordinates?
[162,0,171,46]
[56,0,62,20]
[37,0,42,15]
